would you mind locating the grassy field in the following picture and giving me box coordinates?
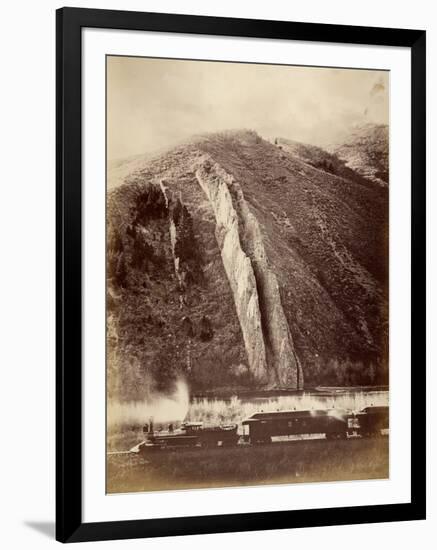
[107,437,388,493]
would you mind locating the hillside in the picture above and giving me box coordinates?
[107,130,388,400]
[108,153,155,191]
[329,124,389,186]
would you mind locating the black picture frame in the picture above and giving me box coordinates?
[56,7,426,543]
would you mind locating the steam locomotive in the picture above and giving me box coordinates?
[137,406,388,452]
[140,422,239,451]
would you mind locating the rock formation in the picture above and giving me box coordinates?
[196,160,303,388]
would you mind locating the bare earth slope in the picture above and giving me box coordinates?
[107,130,388,399]
[328,124,389,187]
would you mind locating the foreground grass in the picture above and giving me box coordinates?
[107,437,388,493]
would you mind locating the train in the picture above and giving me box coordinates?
[137,405,389,452]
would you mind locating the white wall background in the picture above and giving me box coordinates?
[0,1,434,548]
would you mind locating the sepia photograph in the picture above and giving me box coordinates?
[106,55,389,494]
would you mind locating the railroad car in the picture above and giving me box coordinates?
[352,406,389,437]
[242,409,349,443]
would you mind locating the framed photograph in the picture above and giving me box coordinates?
[56,7,426,543]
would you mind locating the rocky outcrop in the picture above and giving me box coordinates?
[196,161,269,384]
[196,160,303,388]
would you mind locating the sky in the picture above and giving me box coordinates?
[107,55,389,162]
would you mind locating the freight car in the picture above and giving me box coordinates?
[139,422,239,451]
[242,409,349,443]
[348,406,389,437]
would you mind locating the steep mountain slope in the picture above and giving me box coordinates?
[108,153,155,191]
[107,130,388,400]
[276,138,374,185]
[328,124,389,186]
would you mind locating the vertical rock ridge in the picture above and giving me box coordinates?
[195,163,270,385]
[228,179,303,388]
[196,160,303,388]
[155,179,181,287]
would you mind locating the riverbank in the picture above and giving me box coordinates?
[191,385,389,400]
